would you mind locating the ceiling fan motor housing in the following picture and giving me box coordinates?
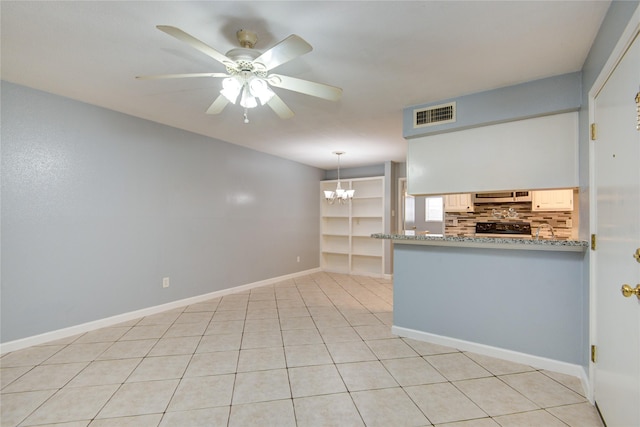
[224,47,267,76]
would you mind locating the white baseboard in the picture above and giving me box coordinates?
[0,268,321,354]
[393,325,590,400]
[321,269,393,281]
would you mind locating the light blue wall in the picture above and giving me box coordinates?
[394,244,586,364]
[1,81,323,343]
[403,72,581,139]
[394,0,640,369]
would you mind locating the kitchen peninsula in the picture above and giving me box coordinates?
[372,233,589,375]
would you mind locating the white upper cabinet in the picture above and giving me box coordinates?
[444,194,474,212]
[531,189,574,211]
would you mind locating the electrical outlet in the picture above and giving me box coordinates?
[162,277,170,288]
[296,256,300,263]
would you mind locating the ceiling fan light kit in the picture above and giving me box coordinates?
[137,26,342,123]
[220,72,274,108]
[324,151,355,204]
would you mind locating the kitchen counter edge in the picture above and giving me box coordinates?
[371,234,589,252]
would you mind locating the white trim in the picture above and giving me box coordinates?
[321,269,392,281]
[398,177,406,233]
[588,116,597,402]
[0,268,321,354]
[393,325,591,401]
[587,4,640,403]
[589,11,640,100]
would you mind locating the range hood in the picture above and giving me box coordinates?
[473,191,532,203]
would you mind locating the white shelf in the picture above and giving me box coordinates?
[352,197,383,217]
[321,252,349,273]
[321,217,349,235]
[321,201,350,217]
[352,236,383,257]
[352,217,383,236]
[351,178,384,198]
[322,235,349,253]
[320,176,386,277]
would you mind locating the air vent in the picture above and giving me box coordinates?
[413,102,456,128]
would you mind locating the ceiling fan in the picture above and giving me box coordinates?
[137,26,342,121]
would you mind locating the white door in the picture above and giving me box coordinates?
[593,33,640,426]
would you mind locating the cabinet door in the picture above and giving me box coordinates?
[444,194,473,212]
[532,189,573,211]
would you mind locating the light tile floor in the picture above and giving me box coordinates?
[1,272,605,426]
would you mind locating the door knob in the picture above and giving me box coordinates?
[621,284,640,300]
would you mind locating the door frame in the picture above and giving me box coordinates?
[587,6,640,402]
[398,177,407,233]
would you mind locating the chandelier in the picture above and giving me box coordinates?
[324,151,354,204]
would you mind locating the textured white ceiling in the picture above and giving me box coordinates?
[1,1,610,169]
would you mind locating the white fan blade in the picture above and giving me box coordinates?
[252,35,312,72]
[206,95,229,114]
[156,25,236,68]
[268,74,342,101]
[136,72,228,80]
[267,94,295,119]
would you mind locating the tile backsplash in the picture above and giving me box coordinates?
[445,191,578,240]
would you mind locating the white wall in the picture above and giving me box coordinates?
[1,81,323,343]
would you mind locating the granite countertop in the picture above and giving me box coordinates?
[371,233,589,252]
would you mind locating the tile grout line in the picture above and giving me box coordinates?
[305,274,370,427]
[0,273,600,427]
[154,305,214,426]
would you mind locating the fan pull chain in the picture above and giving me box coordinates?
[243,108,249,124]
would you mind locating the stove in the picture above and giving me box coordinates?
[475,222,531,236]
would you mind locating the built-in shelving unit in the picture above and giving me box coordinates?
[320,176,385,277]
